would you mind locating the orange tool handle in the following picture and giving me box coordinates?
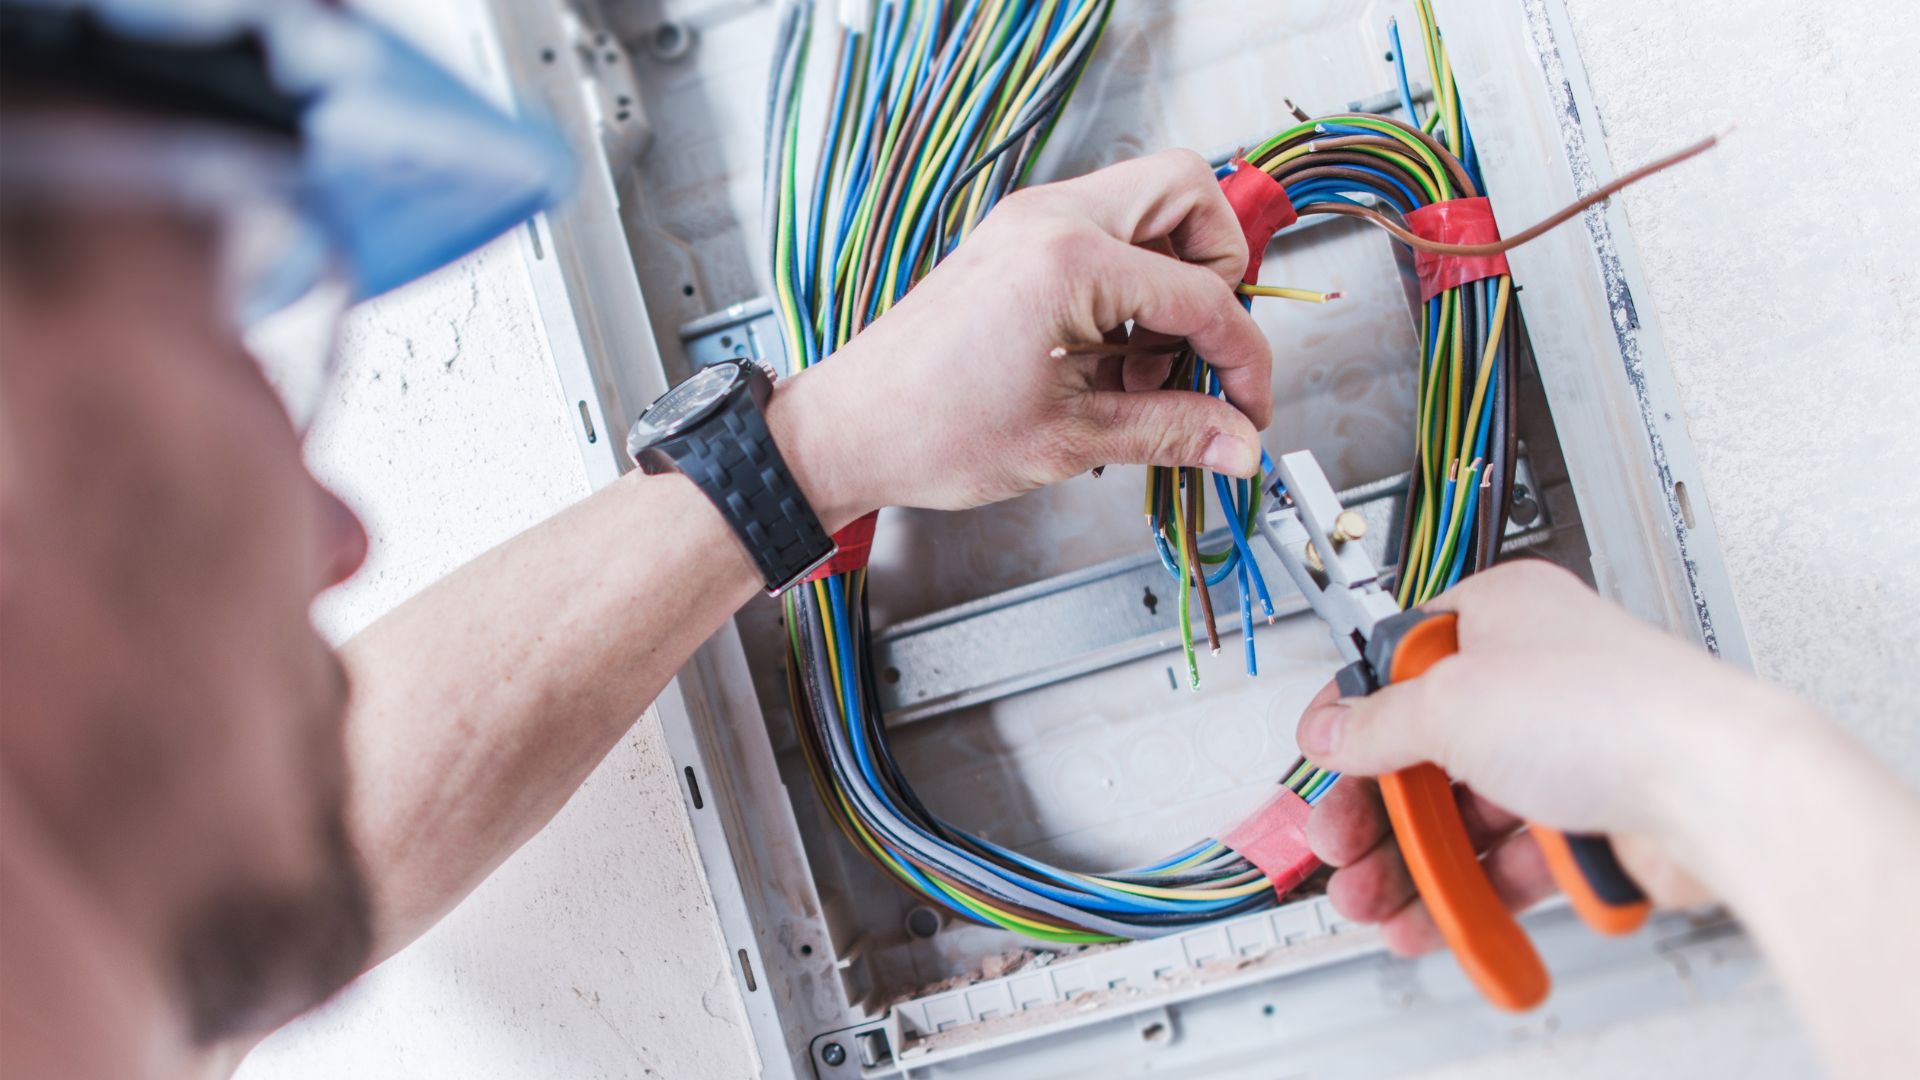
[1372,610,1551,1012]
[1534,828,1652,936]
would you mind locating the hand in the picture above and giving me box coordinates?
[770,149,1272,522]
[1293,560,1812,956]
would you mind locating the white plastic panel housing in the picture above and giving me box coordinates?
[474,0,1756,1076]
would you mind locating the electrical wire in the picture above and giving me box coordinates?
[1231,1,1514,812]
[769,0,1284,943]
[768,0,1708,943]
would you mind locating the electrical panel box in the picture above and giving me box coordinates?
[464,0,1756,1075]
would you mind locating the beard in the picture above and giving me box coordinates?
[172,655,374,1044]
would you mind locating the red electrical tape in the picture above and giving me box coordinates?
[1221,787,1320,897]
[1404,196,1511,302]
[1219,158,1298,285]
[804,510,879,582]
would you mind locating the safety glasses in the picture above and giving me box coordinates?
[0,117,353,433]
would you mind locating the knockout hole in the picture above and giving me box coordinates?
[905,906,942,939]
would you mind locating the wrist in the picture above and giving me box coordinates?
[765,363,883,533]
[1644,679,1828,871]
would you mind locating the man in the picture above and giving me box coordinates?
[0,3,1913,1079]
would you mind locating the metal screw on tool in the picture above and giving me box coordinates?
[821,1042,847,1067]
[1332,510,1367,543]
[1303,541,1324,573]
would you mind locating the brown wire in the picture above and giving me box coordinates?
[1182,473,1221,654]
[1302,132,1721,256]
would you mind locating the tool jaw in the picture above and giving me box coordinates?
[1259,450,1401,663]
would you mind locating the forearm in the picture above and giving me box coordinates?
[337,366,869,964]
[1660,697,1920,1078]
[326,154,1279,968]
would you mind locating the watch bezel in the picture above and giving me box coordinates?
[627,360,748,460]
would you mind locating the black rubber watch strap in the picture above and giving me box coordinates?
[657,391,834,593]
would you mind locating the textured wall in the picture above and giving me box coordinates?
[243,0,1916,1076]
[234,1,759,1077]
[1558,0,1920,779]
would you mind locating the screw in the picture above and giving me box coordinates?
[1332,510,1367,543]
[1303,541,1325,573]
[822,1042,847,1067]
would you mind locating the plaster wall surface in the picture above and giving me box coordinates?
[241,0,1916,1076]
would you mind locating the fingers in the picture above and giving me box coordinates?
[1082,387,1261,476]
[1295,665,1469,779]
[1307,778,1389,867]
[1317,780,1528,932]
[1038,149,1247,281]
[1088,241,1272,426]
[1328,834,1419,923]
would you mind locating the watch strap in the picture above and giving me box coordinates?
[653,390,835,593]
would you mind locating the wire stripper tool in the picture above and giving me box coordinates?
[1259,449,1651,1011]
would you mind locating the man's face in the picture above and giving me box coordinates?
[0,202,374,1040]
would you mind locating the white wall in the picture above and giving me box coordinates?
[236,1,760,1077]
[244,0,1916,1076]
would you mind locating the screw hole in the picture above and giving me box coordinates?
[682,283,696,297]
[882,665,901,685]
[799,943,814,957]
[737,948,757,992]
[683,766,704,810]
[720,334,733,347]
[1674,480,1697,529]
[1142,586,1159,615]
[1140,1020,1170,1044]
[649,20,693,61]
[540,47,556,63]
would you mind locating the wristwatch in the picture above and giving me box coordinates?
[626,359,836,594]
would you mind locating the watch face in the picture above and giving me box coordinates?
[630,362,740,451]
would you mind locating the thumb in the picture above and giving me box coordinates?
[1295,662,1474,777]
[1084,388,1261,476]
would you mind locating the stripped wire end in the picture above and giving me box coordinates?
[1238,283,1342,304]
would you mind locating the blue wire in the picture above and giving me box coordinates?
[831,576,1228,918]
[1213,472,1273,615]
[1287,166,1420,213]
[893,0,1044,300]
[803,32,861,314]
[1444,473,1480,591]
[1237,559,1257,677]
[1387,18,1420,128]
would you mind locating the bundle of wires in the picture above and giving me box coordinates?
[1144,3,1510,701]
[1258,4,1514,803]
[767,0,1289,942]
[769,0,1716,942]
